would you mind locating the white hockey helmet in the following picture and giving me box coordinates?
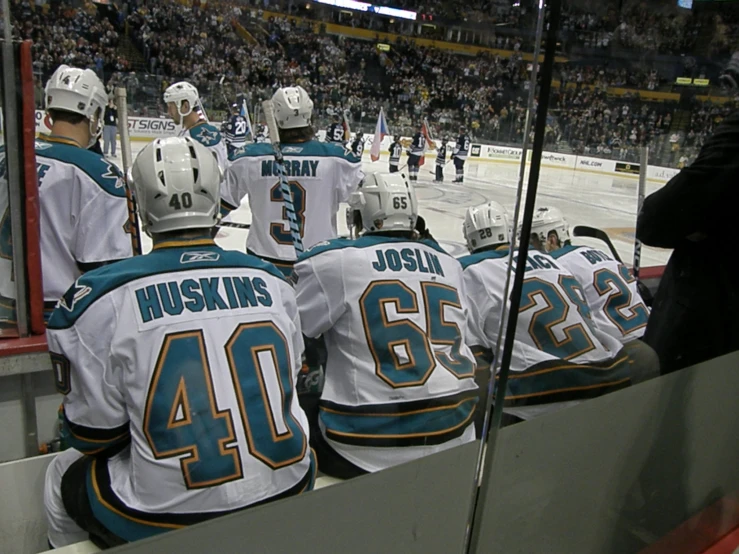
[44,65,107,147]
[529,206,570,251]
[129,137,222,236]
[350,172,418,234]
[163,81,201,118]
[271,86,313,129]
[463,201,511,252]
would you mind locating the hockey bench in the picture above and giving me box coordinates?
[0,452,343,554]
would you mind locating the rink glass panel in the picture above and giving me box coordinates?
[0,37,18,338]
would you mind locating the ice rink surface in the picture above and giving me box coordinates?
[115,142,672,268]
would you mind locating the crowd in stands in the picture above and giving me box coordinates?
[12,0,130,84]
[13,0,739,168]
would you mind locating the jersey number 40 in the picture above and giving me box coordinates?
[143,322,306,489]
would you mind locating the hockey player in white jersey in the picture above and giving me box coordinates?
[530,206,659,378]
[36,65,133,321]
[222,86,364,276]
[293,172,478,478]
[460,201,634,423]
[163,81,228,174]
[43,137,315,548]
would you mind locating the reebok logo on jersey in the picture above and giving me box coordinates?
[282,147,304,154]
[59,280,93,312]
[180,251,221,263]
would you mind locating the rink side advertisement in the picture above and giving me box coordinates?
[34,111,681,183]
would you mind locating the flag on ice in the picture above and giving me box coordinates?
[370,108,389,162]
[342,110,352,141]
[419,119,436,166]
[241,99,254,140]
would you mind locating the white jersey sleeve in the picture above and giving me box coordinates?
[294,236,477,473]
[552,245,649,343]
[293,247,346,338]
[460,248,631,405]
[223,141,364,263]
[46,242,314,539]
[47,281,129,449]
[35,139,133,304]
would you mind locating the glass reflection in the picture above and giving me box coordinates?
[0,47,18,337]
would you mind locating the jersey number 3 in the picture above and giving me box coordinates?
[270,181,306,246]
[143,323,306,489]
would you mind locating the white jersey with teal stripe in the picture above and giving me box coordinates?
[460,248,629,405]
[222,141,364,263]
[294,235,478,472]
[46,240,314,541]
[550,245,649,343]
[35,137,133,307]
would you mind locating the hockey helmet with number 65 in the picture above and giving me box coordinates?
[463,201,511,252]
[350,172,418,234]
[129,137,222,236]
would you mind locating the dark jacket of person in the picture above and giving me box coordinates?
[636,110,739,374]
[104,105,118,127]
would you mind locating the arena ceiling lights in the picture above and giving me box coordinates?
[313,0,417,20]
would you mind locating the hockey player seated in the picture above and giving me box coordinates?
[529,206,659,382]
[459,201,634,424]
[292,173,479,479]
[36,65,134,322]
[43,137,315,549]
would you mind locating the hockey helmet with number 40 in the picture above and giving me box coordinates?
[463,201,511,252]
[129,137,222,236]
[350,172,418,234]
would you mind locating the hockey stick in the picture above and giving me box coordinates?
[261,99,304,254]
[633,146,648,280]
[572,225,623,264]
[115,87,142,256]
[218,221,251,230]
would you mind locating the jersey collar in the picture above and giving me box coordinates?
[152,238,216,251]
[42,135,85,148]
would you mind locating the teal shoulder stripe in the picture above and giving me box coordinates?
[231,140,361,163]
[459,249,509,270]
[188,124,222,147]
[297,237,356,261]
[298,235,454,263]
[35,140,125,198]
[549,244,583,259]
[48,247,287,330]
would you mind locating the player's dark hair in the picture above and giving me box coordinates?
[280,125,314,143]
[48,109,87,126]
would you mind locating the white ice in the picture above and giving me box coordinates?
[114,142,671,268]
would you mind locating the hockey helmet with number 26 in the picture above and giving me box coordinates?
[129,137,222,236]
[463,201,511,252]
[45,65,107,148]
[271,86,314,129]
[350,172,418,233]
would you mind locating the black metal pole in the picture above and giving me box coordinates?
[465,0,562,550]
